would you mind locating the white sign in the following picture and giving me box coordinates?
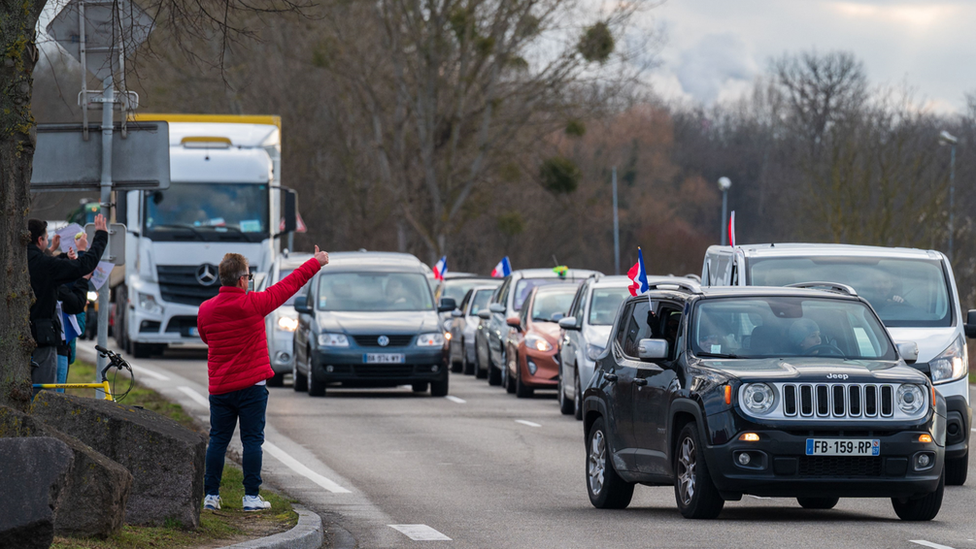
[55,223,85,254]
[89,261,115,291]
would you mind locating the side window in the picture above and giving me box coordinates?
[459,291,471,312]
[657,307,683,361]
[622,301,652,358]
[497,279,511,306]
[614,303,633,349]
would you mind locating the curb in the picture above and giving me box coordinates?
[217,504,324,549]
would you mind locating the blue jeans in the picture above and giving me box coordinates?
[56,354,68,393]
[204,384,268,497]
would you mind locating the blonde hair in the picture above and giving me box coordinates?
[218,253,249,286]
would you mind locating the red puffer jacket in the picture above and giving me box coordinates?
[198,258,321,395]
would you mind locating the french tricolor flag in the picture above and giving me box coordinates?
[627,247,649,296]
[433,256,448,281]
[491,256,512,278]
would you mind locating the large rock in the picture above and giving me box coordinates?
[0,405,132,538]
[0,437,73,549]
[32,391,207,528]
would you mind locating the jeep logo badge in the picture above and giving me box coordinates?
[377,335,390,347]
[196,263,218,286]
[826,373,849,380]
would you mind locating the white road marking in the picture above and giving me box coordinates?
[389,524,452,541]
[263,441,352,494]
[515,420,541,428]
[130,364,170,381]
[445,396,466,404]
[177,386,210,408]
[910,541,956,549]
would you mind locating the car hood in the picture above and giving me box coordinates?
[316,311,441,334]
[886,327,957,363]
[529,322,561,342]
[697,357,929,384]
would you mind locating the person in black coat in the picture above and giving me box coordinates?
[27,215,108,395]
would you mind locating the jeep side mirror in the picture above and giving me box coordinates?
[477,310,491,320]
[438,297,457,313]
[558,316,579,330]
[294,296,313,315]
[897,341,919,364]
[506,316,522,330]
[965,310,976,338]
[489,303,505,314]
[638,338,668,361]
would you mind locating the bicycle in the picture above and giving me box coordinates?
[32,345,135,402]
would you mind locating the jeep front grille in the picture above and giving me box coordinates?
[739,382,927,422]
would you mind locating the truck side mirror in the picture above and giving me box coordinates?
[283,188,297,233]
[965,310,976,339]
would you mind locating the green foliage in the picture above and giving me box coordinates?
[497,211,525,236]
[539,156,581,194]
[578,22,614,64]
[565,119,586,137]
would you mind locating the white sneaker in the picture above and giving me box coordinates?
[242,494,271,511]
[203,494,221,510]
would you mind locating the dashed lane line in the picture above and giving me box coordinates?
[177,386,210,408]
[910,540,955,549]
[389,524,451,541]
[515,420,541,428]
[445,396,466,404]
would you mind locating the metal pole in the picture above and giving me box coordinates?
[948,144,956,262]
[96,75,114,394]
[721,190,728,246]
[612,167,620,275]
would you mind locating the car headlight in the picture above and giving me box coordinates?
[318,333,349,347]
[896,384,925,415]
[416,333,446,346]
[741,383,775,415]
[277,316,299,332]
[586,344,605,361]
[929,336,968,384]
[137,292,162,315]
[525,334,553,352]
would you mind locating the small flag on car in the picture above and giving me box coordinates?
[728,210,736,248]
[627,247,649,296]
[433,256,448,281]
[491,256,512,278]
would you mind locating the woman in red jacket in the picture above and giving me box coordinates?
[198,246,329,511]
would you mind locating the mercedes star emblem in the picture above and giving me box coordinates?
[377,335,390,347]
[196,263,218,286]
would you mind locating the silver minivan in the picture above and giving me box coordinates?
[702,243,973,485]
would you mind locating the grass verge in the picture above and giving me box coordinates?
[50,359,298,549]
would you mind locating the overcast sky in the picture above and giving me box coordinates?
[644,0,975,114]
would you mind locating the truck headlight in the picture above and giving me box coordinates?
[525,334,553,352]
[277,316,299,332]
[741,383,775,415]
[416,333,446,346]
[137,292,162,315]
[317,333,349,347]
[929,336,967,384]
[896,384,925,415]
[586,344,605,361]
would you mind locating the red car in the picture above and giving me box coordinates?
[504,284,580,397]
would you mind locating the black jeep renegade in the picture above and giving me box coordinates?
[583,283,946,520]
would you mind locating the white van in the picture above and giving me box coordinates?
[702,243,973,485]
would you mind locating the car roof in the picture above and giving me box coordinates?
[590,275,693,289]
[632,285,862,304]
[708,243,945,261]
[277,253,315,269]
[533,283,580,295]
[511,268,601,279]
[441,276,497,284]
[319,251,427,273]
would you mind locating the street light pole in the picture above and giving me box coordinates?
[718,177,731,246]
[612,166,620,275]
[939,131,958,262]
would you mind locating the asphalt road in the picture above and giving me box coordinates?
[81,344,976,549]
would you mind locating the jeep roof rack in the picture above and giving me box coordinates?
[785,281,858,297]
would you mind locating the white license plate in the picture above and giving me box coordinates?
[363,353,405,364]
[805,439,880,456]
[189,327,199,337]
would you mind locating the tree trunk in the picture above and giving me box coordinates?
[1,2,44,412]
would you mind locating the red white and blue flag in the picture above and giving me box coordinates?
[491,256,512,278]
[627,247,649,296]
[433,256,448,281]
[728,210,736,247]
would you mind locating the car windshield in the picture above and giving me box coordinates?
[144,183,269,241]
[531,290,576,322]
[316,272,434,311]
[470,289,493,316]
[514,278,577,311]
[589,287,630,326]
[692,296,896,360]
[439,280,485,303]
[748,257,951,328]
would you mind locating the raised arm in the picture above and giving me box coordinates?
[249,247,330,317]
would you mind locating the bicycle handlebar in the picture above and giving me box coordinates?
[93,345,133,383]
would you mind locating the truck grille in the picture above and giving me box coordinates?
[783,383,894,418]
[157,266,220,306]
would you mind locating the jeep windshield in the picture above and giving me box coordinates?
[316,272,434,312]
[748,257,951,328]
[692,296,897,360]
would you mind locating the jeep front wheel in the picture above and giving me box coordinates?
[586,418,634,509]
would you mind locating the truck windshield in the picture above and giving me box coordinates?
[144,183,269,241]
[748,257,951,328]
[316,273,434,312]
[693,296,896,360]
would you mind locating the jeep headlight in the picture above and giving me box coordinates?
[317,333,349,347]
[929,336,968,384]
[416,333,446,346]
[137,292,162,315]
[896,384,925,415]
[741,383,775,415]
[277,316,299,332]
[586,344,605,361]
[525,334,553,352]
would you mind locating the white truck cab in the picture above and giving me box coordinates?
[702,243,973,485]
